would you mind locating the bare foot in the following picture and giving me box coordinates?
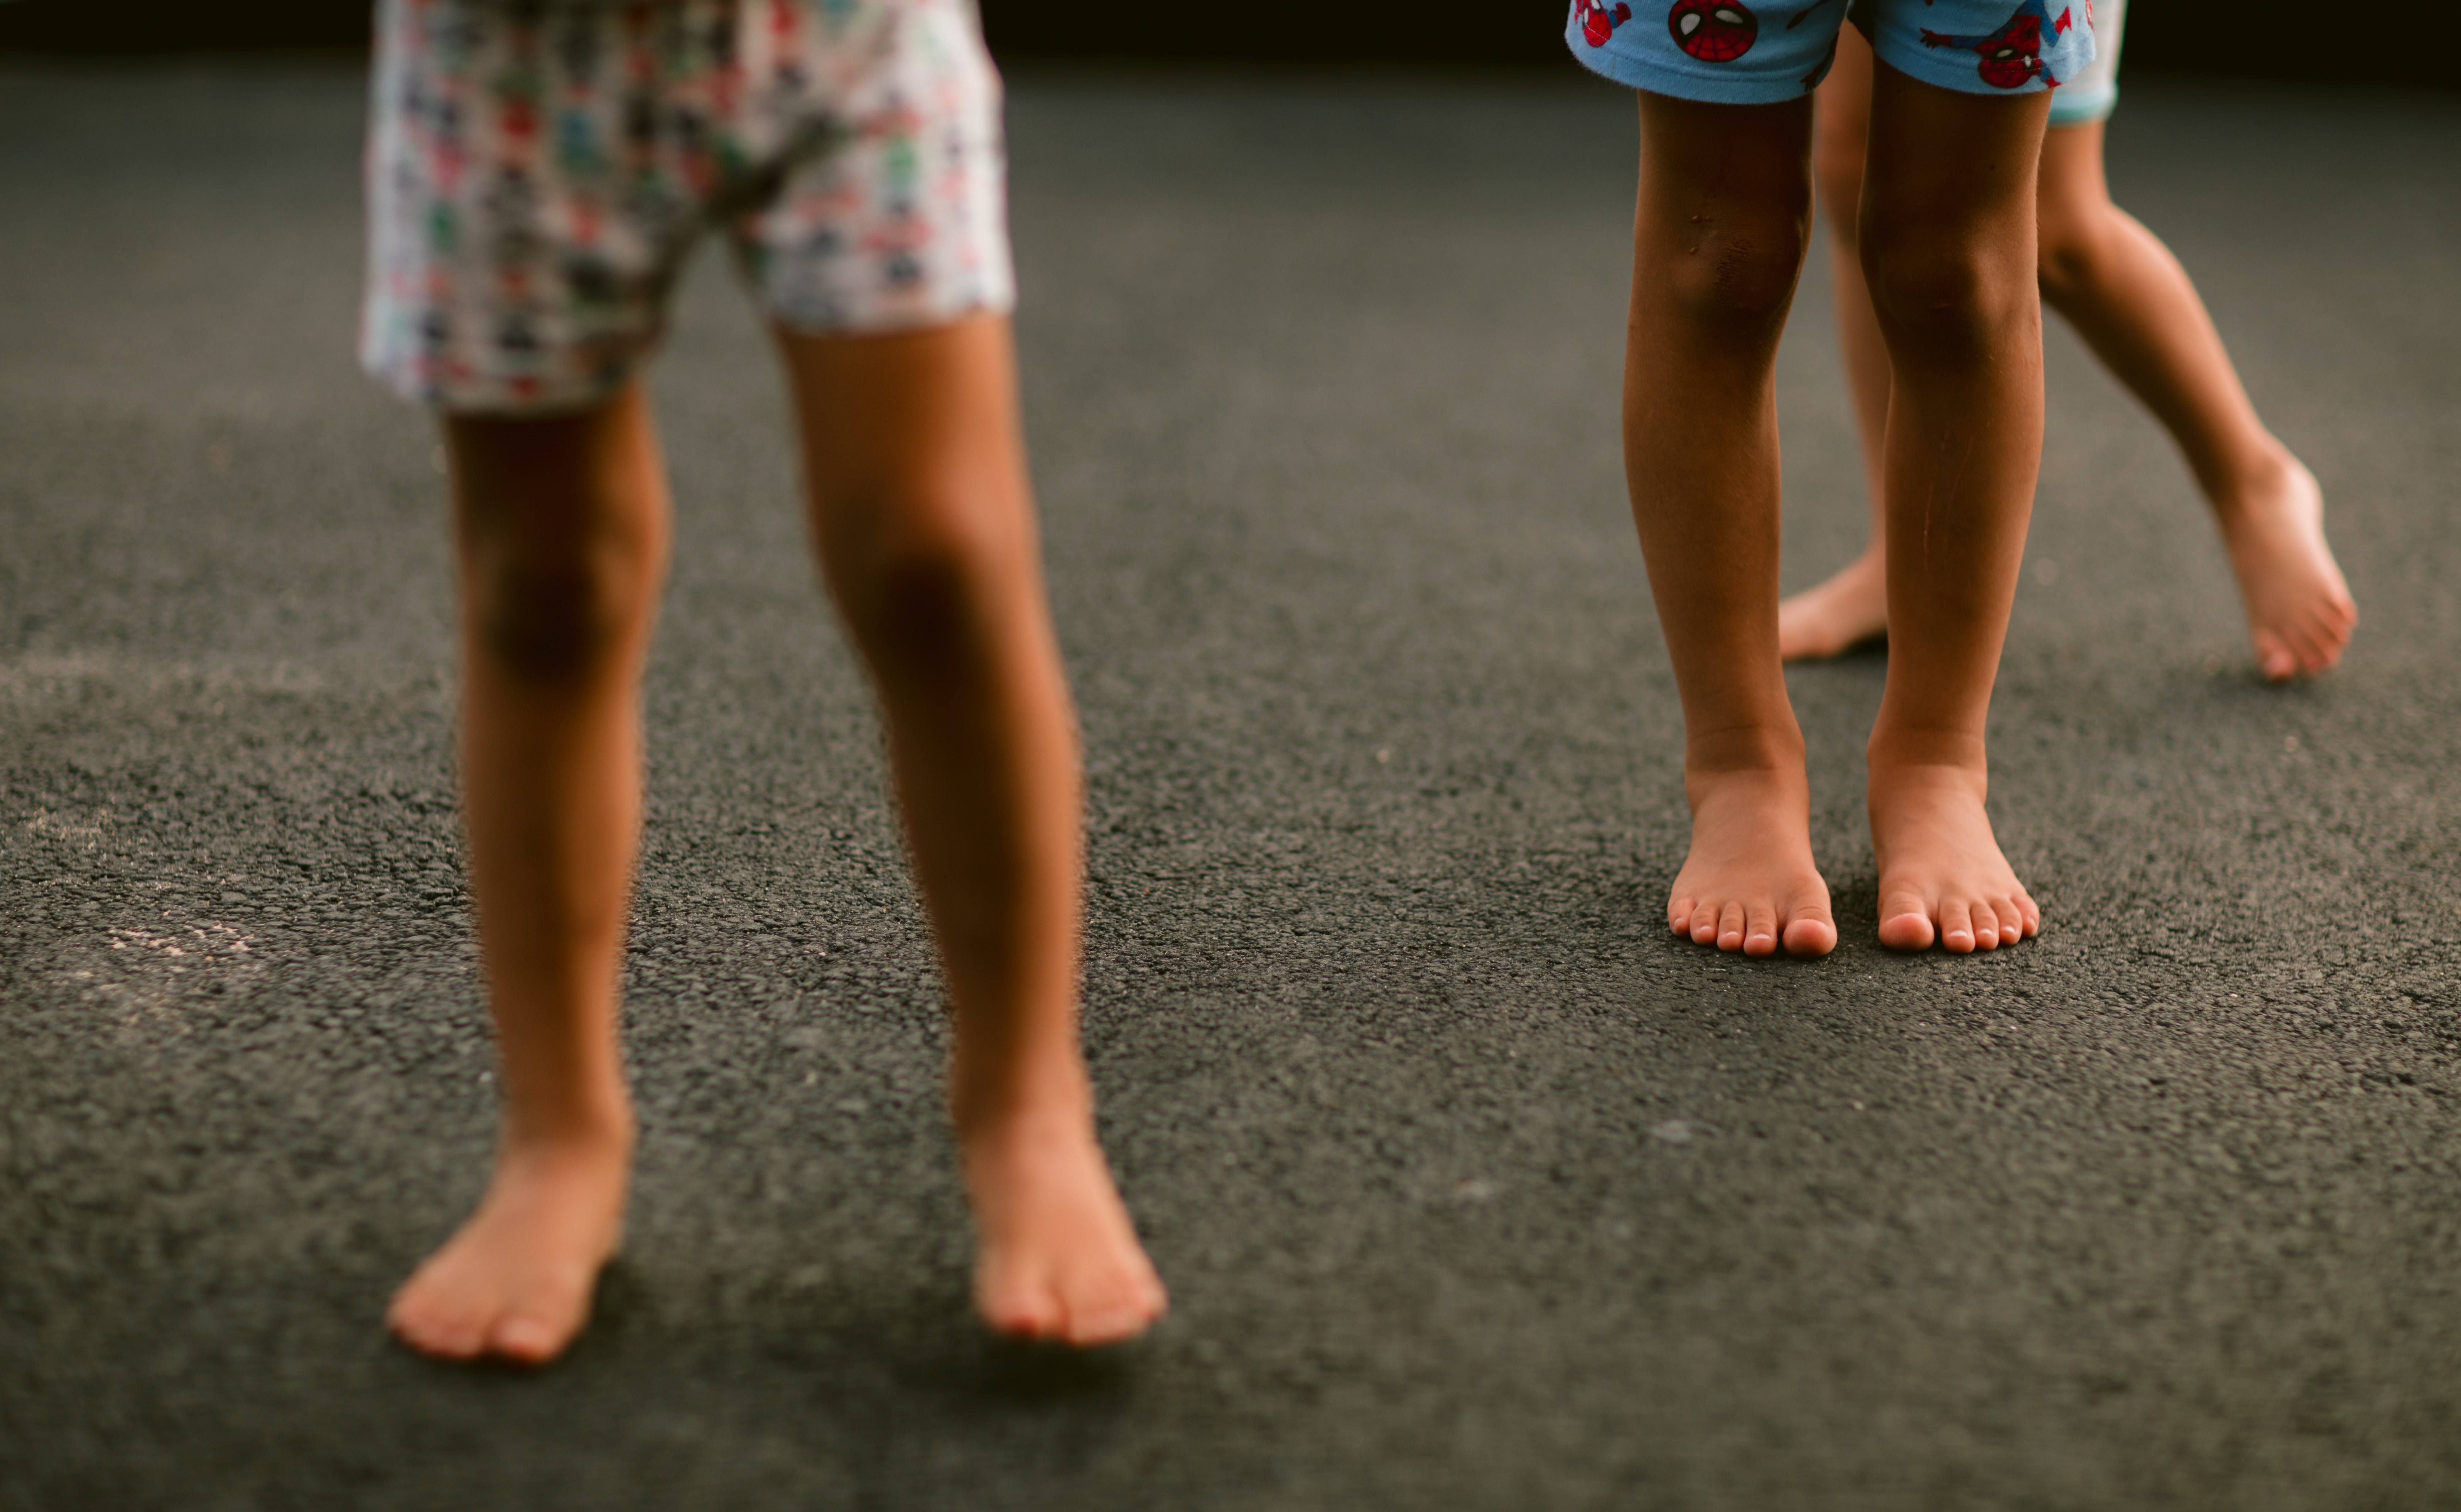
[1668,766,1838,957]
[963,1104,1168,1347]
[1778,548,1889,662]
[387,1126,631,1366]
[2213,452,2356,682]
[1867,760,2039,954]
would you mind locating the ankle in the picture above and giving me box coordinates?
[499,1096,635,1161]
[1865,727,1987,778]
[950,1047,1093,1146]
[2202,438,2303,522]
[1682,725,1806,783]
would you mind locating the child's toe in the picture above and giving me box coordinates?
[392,1303,487,1361]
[979,1272,1066,1340]
[1781,912,1837,957]
[1062,1289,1162,1347]
[1714,900,1747,951]
[1938,900,1976,954]
[2254,634,2297,682]
[1742,900,1780,957]
[1970,909,2000,951]
[1876,889,1934,951]
[488,1311,567,1367]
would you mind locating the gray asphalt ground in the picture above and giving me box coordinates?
[3,60,2458,1511]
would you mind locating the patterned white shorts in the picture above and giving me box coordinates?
[361,0,1014,413]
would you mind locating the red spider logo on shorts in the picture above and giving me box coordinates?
[1920,0,2072,89]
[1577,0,1632,47]
[1668,0,1759,62]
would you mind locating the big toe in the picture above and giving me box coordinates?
[979,1271,1068,1341]
[488,1312,568,1367]
[1781,912,1837,957]
[389,1289,490,1361]
[2253,632,2298,683]
[1877,896,1935,952]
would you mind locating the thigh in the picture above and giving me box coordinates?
[1815,22,1876,180]
[1637,89,1817,223]
[2036,118,2113,243]
[443,385,670,572]
[772,315,1030,552]
[1861,59,2049,243]
[1633,91,1818,307]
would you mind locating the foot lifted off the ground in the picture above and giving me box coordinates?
[2221,455,2356,682]
[1777,549,1888,664]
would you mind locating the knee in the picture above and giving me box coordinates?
[1655,200,1812,337]
[2032,208,2101,309]
[821,491,1015,682]
[462,536,662,683]
[1859,218,2033,358]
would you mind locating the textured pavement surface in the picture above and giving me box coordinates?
[3,63,2458,1510]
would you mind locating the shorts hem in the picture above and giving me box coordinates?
[763,287,1020,340]
[361,355,641,417]
[1565,29,1827,104]
[1867,44,2069,98]
[2048,82,2118,126]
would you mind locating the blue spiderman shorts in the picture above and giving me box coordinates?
[1566,0,2098,104]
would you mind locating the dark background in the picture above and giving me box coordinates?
[0,0,2454,91]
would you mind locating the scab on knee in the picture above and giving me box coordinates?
[1657,207,1812,337]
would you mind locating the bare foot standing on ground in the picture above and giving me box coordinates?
[1588,0,2064,957]
[370,0,1163,1365]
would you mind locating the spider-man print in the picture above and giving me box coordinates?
[1920,0,2073,89]
[1668,0,1758,61]
[1576,0,1632,47]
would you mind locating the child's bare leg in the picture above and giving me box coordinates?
[1779,26,1894,662]
[1625,92,1838,959]
[777,315,1166,1345]
[2036,124,2355,680]
[1859,69,2048,955]
[389,386,667,1364]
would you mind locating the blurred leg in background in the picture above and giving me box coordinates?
[1779,12,2356,680]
